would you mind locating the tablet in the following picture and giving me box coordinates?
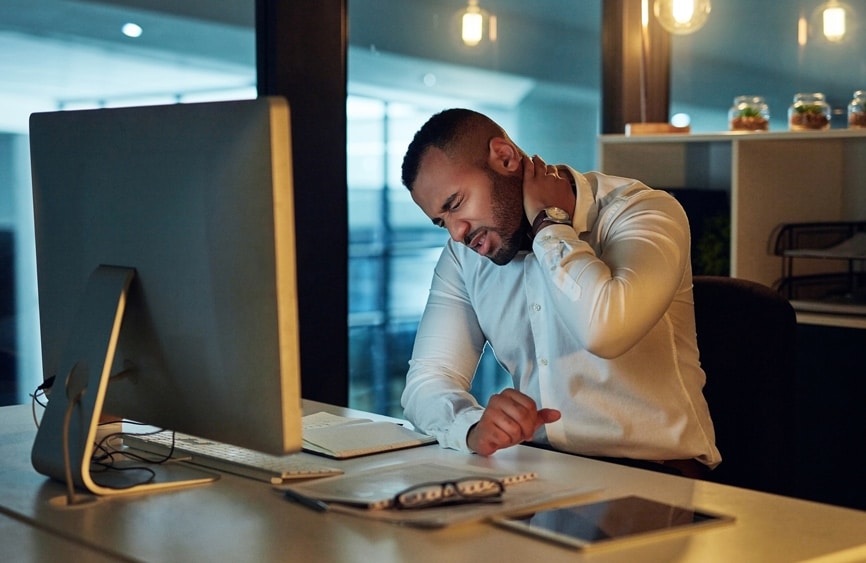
[493,495,733,551]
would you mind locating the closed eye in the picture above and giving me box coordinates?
[440,193,461,216]
[431,192,462,229]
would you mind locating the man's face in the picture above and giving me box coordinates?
[411,147,526,265]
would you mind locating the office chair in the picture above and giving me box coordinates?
[692,275,798,496]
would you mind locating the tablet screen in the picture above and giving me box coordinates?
[496,495,733,550]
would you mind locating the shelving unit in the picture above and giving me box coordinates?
[598,129,866,327]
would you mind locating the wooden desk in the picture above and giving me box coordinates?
[0,510,123,562]
[2,402,866,562]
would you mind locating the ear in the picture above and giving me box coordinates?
[488,137,521,173]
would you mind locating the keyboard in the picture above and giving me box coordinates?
[123,431,343,484]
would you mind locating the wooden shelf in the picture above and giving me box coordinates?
[598,130,866,289]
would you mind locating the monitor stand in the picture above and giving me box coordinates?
[31,266,218,503]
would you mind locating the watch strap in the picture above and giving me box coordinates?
[531,207,571,236]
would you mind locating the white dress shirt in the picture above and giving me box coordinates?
[401,169,721,467]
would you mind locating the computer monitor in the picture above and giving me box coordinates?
[28,97,302,496]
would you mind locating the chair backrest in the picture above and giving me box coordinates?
[692,275,797,496]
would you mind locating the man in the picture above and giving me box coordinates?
[400,108,720,476]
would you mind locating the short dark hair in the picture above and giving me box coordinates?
[401,108,495,191]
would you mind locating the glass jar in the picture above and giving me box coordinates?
[788,92,831,131]
[848,90,866,129]
[729,95,769,131]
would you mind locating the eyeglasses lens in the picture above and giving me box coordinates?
[394,478,503,509]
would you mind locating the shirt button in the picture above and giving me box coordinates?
[532,303,542,312]
[540,358,549,366]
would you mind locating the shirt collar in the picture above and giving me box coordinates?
[560,165,597,235]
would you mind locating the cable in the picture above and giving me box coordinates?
[89,460,158,489]
[110,425,179,464]
[29,375,55,428]
[33,368,181,495]
[88,423,184,489]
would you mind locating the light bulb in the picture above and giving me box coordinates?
[121,22,143,38]
[823,4,847,41]
[462,5,483,46]
[810,0,855,44]
[673,0,694,24]
[653,0,711,35]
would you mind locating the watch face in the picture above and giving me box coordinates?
[546,207,570,222]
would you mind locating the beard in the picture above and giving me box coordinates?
[480,167,529,266]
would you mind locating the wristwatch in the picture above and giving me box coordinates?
[531,206,571,235]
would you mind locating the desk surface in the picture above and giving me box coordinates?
[2,402,866,563]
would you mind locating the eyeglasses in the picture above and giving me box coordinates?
[392,477,505,510]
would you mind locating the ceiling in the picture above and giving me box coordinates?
[0,0,257,133]
[0,0,600,134]
[3,0,863,136]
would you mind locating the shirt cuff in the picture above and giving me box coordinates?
[444,408,484,453]
[531,223,579,249]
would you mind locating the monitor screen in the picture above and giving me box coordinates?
[29,98,302,490]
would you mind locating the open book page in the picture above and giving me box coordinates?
[302,412,436,459]
[302,411,371,430]
[277,459,599,527]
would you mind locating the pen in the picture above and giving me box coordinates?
[284,489,330,512]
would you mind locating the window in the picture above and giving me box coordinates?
[345,1,602,416]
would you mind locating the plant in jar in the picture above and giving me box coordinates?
[849,90,866,129]
[789,93,831,131]
[730,106,768,131]
[729,95,769,132]
[790,104,830,130]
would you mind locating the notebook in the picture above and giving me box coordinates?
[278,459,596,528]
[281,459,538,510]
[301,412,436,459]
